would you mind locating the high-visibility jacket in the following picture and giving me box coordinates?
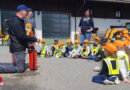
[117,53,130,71]
[55,46,65,58]
[53,45,59,56]
[81,46,88,56]
[40,45,47,57]
[100,56,120,75]
[91,44,100,55]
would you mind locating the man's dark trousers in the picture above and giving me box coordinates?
[0,51,26,73]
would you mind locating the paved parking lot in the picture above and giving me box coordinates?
[0,46,130,90]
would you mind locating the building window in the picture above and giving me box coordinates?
[115,11,120,18]
[42,12,70,39]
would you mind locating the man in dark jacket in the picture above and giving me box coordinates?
[0,4,40,73]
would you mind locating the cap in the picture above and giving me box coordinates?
[114,40,125,47]
[74,40,80,43]
[83,40,89,43]
[41,39,45,43]
[25,23,32,28]
[95,37,100,41]
[17,4,31,11]
[58,41,64,46]
[104,43,117,54]
[66,39,72,43]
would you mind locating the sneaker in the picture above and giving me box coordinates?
[0,82,4,87]
[114,77,120,85]
[93,67,100,72]
[104,79,115,85]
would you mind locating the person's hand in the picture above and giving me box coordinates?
[68,55,71,59]
[79,30,82,34]
[37,38,40,43]
[86,30,92,32]
[81,56,86,59]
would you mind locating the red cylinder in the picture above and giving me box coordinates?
[29,49,37,70]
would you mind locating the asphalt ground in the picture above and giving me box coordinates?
[0,46,130,90]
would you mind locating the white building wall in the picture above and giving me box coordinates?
[70,17,130,42]
[0,10,1,28]
[35,11,42,39]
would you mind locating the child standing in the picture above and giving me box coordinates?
[68,40,82,59]
[92,43,120,85]
[80,40,90,59]
[64,39,73,57]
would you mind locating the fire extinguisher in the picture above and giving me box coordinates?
[29,44,38,70]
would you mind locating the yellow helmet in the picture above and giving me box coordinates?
[41,39,45,43]
[66,39,72,43]
[83,40,89,43]
[74,40,80,43]
[25,23,32,28]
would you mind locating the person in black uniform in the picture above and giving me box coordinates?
[0,4,40,73]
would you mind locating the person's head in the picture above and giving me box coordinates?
[104,43,117,58]
[114,40,125,50]
[41,39,45,45]
[85,9,92,18]
[54,38,59,45]
[100,38,108,46]
[58,41,64,48]
[94,36,100,43]
[16,4,31,19]
[26,11,33,18]
[83,40,88,46]
[66,39,72,47]
[93,43,98,48]
[74,40,80,47]
[25,23,32,29]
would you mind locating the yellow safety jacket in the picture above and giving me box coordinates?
[100,57,120,75]
[55,46,65,58]
[81,46,88,56]
[53,45,59,56]
[117,54,130,71]
[26,28,32,36]
[40,45,47,57]
[91,44,100,55]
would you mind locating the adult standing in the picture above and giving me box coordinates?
[79,9,94,45]
[0,4,40,73]
[24,11,37,37]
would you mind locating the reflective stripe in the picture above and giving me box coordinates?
[103,57,120,75]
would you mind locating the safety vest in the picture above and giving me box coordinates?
[117,54,130,71]
[81,46,88,56]
[53,45,59,56]
[91,44,100,55]
[26,28,32,36]
[55,46,65,58]
[100,57,120,75]
[40,45,47,57]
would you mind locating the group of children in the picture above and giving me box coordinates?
[92,29,130,85]
[37,29,130,85]
[38,37,102,60]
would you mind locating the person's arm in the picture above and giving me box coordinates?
[85,47,90,56]
[78,18,83,34]
[11,20,38,42]
[87,18,94,32]
[33,19,37,37]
